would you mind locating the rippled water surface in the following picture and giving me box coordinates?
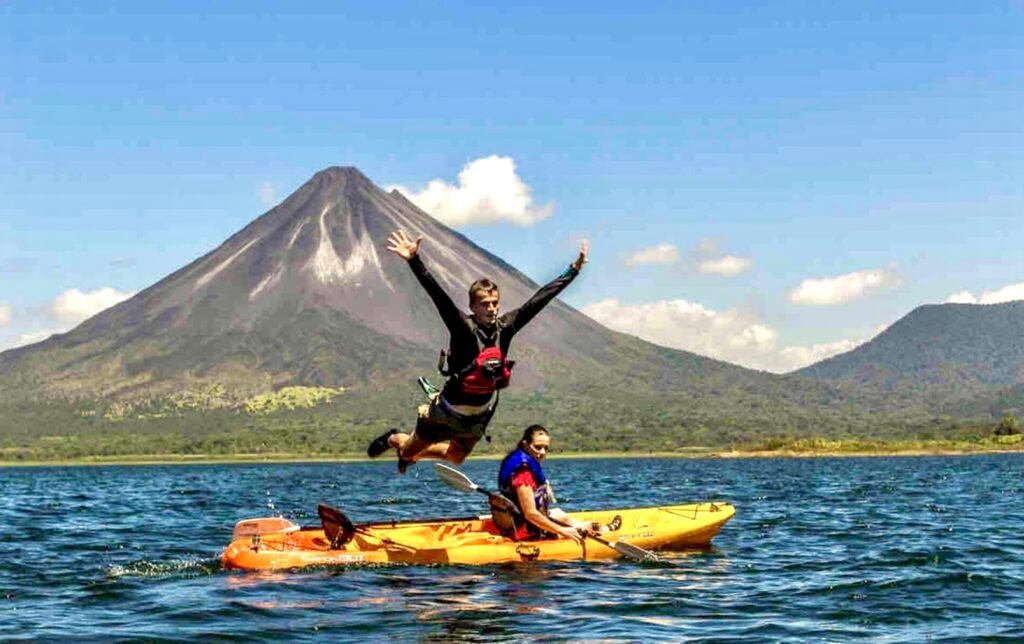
[2,455,1023,641]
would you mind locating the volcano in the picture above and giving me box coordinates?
[0,167,658,398]
[1,166,896,443]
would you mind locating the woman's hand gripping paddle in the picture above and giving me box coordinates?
[433,463,660,563]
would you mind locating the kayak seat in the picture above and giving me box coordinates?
[487,494,520,538]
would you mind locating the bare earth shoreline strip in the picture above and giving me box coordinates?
[3,445,1023,468]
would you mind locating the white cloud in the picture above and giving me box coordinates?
[974,284,1024,303]
[16,329,56,347]
[0,303,10,327]
[777,339,862,371]
[789,268,900,306]
[581,297,865,372]
[624,243,680,267]
[580,297,778,368]
[0,328,60,353]
[0,287,136,353]
[390,156,554,227]
[258,182,277,208]
[945,291,977,304]
[50,287,135,326]
[699,255,753,276]
[618,238,753,274]
[690,239,753,277]
[945,282,1024,304]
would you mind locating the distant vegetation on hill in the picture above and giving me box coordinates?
[0,367,1001,463]
[799,302,1024,407]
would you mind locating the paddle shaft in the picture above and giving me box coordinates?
[585,533,658,562]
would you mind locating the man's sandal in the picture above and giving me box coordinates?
[366,428,399,458]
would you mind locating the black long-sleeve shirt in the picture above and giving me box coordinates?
[407,254,579,406]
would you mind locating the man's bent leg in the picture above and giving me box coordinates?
[397,398,491,467]
[442,442,468,465]
[443,434,482,465]
[397,433,449,462]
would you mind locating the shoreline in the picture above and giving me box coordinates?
[3,444,1023,468]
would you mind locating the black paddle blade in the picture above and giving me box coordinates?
[589,533,661,562]
[318,503,355,549]
[612,540,660,563]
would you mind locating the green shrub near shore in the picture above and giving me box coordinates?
[744,434,1023,454]
[1,380,1019,463]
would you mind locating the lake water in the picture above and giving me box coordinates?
[2,454,1022,641]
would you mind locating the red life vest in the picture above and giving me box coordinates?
[458,345,513,396]
[439,324,515,396]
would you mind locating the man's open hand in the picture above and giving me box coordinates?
[571,240,589,272]
[386,229,422,260]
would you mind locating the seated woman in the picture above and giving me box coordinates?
[496,424,591,543]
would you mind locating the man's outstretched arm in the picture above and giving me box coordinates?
[504,241,588,333]
[386,229,464,331]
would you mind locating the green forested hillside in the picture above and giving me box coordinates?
[798,302,1024,411]
[0,359,968,462]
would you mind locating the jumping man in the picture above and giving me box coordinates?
[366,229,588,472]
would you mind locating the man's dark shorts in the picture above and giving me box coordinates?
[414,394,495,453]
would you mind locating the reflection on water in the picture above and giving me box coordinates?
[2,455,1023,640]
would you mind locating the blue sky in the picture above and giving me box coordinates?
[2,2,1023,371]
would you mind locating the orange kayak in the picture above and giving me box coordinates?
[222,501,735,570]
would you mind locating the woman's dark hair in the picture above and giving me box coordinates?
[502,424,549,460]
[518,424,549,450]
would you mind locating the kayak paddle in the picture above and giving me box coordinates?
[318,503,356,548]
[433,462,661,563]
[434,461,505,498]
[317,503,420,552]
[231,517,300,540]
[586,532,660,563]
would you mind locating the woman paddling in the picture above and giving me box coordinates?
[496,424,594,543]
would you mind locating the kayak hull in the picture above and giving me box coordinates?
[221,502,735,570]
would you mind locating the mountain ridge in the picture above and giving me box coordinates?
[797,301,1024,408]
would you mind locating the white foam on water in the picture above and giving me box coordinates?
[106,556,219,579]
